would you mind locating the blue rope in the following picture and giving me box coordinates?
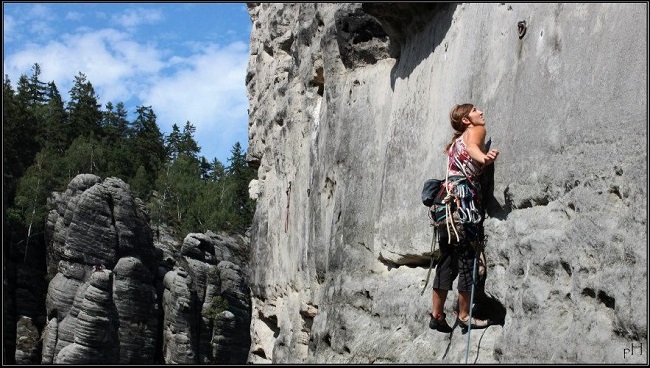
[465,253,478,364]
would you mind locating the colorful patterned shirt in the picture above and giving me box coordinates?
[449,136,483,178]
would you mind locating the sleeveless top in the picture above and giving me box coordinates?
[447,135,484,199]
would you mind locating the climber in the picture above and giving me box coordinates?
[428,103,499,333]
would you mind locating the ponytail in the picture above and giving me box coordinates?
[444,103,473,152]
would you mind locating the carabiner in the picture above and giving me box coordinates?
[457,208,470,223]
[469,200,482,223]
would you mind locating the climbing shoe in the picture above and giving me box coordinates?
[429,313,453,333]
[456,315,490,330]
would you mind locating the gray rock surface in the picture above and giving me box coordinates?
[43,175,157,364]
[113,256,158,364]
[39,174,251,365]
[14,316,40,364]
[245,3,647,364]
[55,271,120,364]
[162,231,251,364]
[41,174,252,364]
[162,268,197,364]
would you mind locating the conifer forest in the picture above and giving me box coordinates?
[3,63,258,265]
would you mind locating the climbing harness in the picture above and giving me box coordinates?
[422,139,485,305]
[421,155,466,294]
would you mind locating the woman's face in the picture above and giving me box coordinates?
[464,106,485,126]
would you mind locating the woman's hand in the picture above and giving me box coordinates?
[483,149,499,166]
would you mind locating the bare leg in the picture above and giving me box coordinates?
[432,288,448,318]
[458,290,488,327]
[458,290,470,320]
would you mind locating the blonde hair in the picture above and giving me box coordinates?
[444,103,473,152]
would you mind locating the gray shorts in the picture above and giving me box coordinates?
[432,238,477,292]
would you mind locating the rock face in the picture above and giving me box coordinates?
[41,174,251,364]
[42,175,158,364]
[245,3,647,364]
[162,232,251,364]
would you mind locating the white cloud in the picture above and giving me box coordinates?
[143,41,250,161]
[2,5,55,43]
[27,4,51,19]
[29,20,56,38]
[3,5,251,163]
[112,8,164,29]
[65,11,84,21]
[3,14,17,41]
[3,28,165,103]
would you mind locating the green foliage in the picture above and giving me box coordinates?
[131,165,153,201]
[130,105,166,196]
[11,156,50,234]
[6,151,60,260]
[204,295,230,321]
[151,141,257,239]
[179,121,200,157]
[223,142,257,232]
[61,136,111,179]
[67,72,102,140]
[41,82,68,153]
[3,73,39,203]
[155,154,202,235]
[27,63,48,105]
[166,121,201,161]
[4,64,259,261]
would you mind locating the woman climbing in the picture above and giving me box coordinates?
[429,103,499,333]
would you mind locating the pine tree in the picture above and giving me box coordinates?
[67,72,102,141]
[61,136,107,179]
[179,121,201,158]
[4,74,39,201]
[131,165,152,201]
[102,101,133,179]
[223,142,256,232]
[27,63,48,106]
[129,105,165,199]
[199,156,212,180]
[210,158,225,182]
[165,123,182,161]
[102,102,118,143]
[3,75,21,206]
[8,152,56,261]
[41,81,68,154]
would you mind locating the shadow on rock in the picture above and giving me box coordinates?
[472,281,507,327]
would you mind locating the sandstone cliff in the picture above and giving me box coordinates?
[245,3,647,363]
[29,174,251,364]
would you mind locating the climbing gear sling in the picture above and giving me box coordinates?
[421,154,467,295]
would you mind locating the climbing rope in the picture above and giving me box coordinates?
[444,153,461,243]
[465,253,479,364]
[420,225,439,296]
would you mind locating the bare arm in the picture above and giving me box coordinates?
[464,126,499,165]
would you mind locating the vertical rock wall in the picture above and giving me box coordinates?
[41,174,251,364]
[245,3,647,364]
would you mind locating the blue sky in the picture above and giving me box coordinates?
[3,2,252,164]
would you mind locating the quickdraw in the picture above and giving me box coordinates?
[285,181,291,233]
[457,183,482,224]
[432,146,483,245]
[518,20,527,39]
